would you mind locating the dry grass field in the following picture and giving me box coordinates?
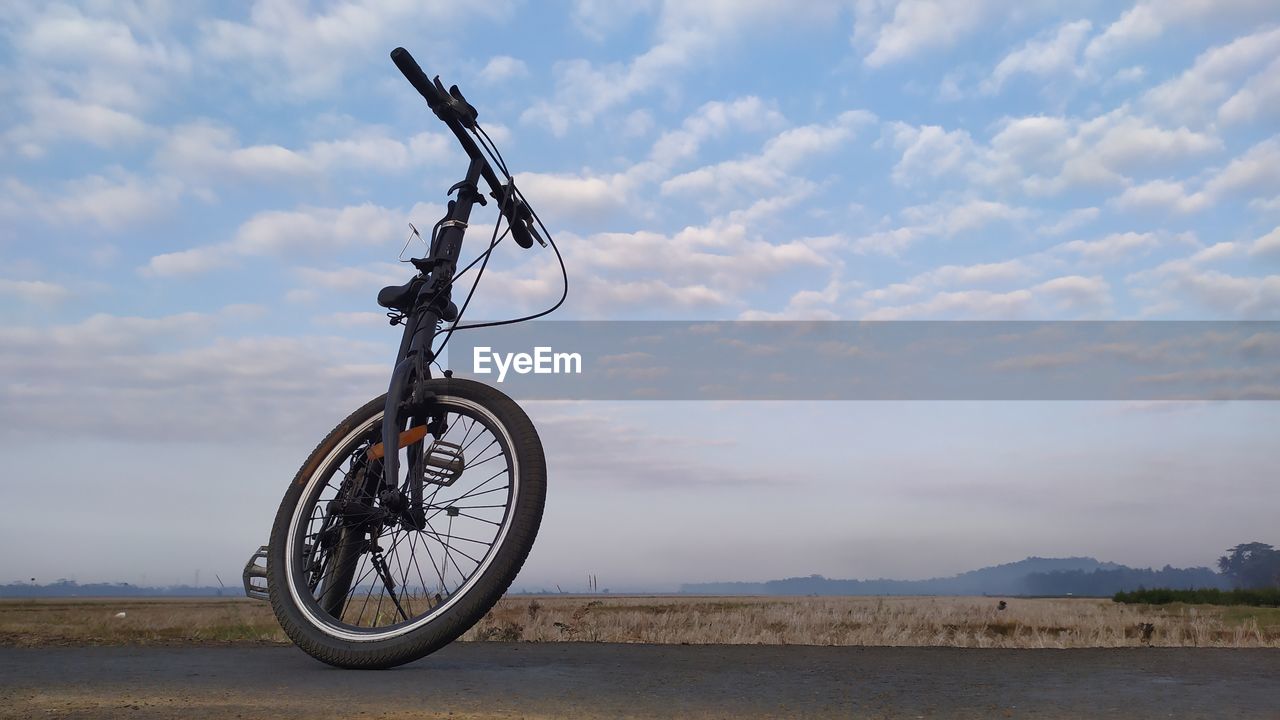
[2,595,1277,648]
[464,595,1280,648]
[0,597,285,646]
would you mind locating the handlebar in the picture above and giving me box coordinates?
[391,46,543,249]
[390,47,444,109]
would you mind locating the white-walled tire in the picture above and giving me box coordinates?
[265,378,546,669]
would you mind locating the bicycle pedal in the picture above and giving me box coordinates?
[423,440,465,486]
[242,545,269,601]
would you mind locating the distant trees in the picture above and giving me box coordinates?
[0,580,224,598]
[1023,565,1225,596]
[1114,587,1280,607]
[1217,542,1280,589]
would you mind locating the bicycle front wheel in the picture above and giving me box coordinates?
[266,378,545,669]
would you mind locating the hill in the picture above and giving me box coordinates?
[679,557,1226,597]
[0,580,231,598]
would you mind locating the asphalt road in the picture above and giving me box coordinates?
[2,643,1277,719]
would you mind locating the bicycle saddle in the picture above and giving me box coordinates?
[377,279,419,311]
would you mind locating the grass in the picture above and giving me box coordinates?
[460,595,1280,648]
[0,597,285,647]
[1113,587,1280,606]
[3,595,1278,648]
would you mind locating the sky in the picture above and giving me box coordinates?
[1,0,1278,591]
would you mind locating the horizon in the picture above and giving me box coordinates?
[3,551,1246,595]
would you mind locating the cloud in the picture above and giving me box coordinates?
[478,55,529,84]
[737,279,847,321]
[155,122,451,185]
[294,263,409,293]
[861,288,1036,320]
[854,0,1063,68]
[1084,117,1221,171]
[1,172,184,230]
[1128,242,1280,318]
[4,95,154,157]
[573,225,829,295]
[983,19,1092,93]
[1055,231,1164,263]
[514,171,635,227]
[140,244,235,277]
[1154,270,1280,318]
[1141,26,1280,126]
[648,96,786,168]
[1108,138,1280,215]
[885,123,977,186]
[0,278,70,304]
[858,0,983,68]
[1084,0,1280,67]
[568,0,657,40]
[621,109,655,138]
[12,3,192,112]
[141,202,416,277]
[1112,180,1209,214]
[858,273,1111,320]
[314,311,392,328]
[465,193,839,317]
[1035,275,1111,312]
[856,259,1038,316]
[886,109,1221,196]
[575,277,728,310]
[979,115,1074,187]
[0,4,196,157]
[661,111,874,200]
[854,199,1031,255]
[1250,227,1280,259]
[0,311,386,443]
[1037,207,1100,236]
[1105,65,1148,89]
[233,204,404,256]
[1201,138,1280,201]
[1219,56,1280,125]
[916,260,1035,287]
[197,0,512,100]
[492,98,785,227]
[522,0,845,134]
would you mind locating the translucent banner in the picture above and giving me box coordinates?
[447,321,1280,400]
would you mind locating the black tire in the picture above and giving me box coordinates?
[266,378,545,669]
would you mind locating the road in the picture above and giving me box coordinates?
[2,643,1277,719]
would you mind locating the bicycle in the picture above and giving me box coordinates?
[242,47,565,669]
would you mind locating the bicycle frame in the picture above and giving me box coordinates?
[381,155,489,500]
[375,46,550,518]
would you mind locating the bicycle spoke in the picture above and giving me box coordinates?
[421,530,485,565]
[455,511,501,526]
[291,397,516,633]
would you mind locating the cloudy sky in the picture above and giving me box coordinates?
[1,0,1278,590]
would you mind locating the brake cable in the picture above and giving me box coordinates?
[424,119,569,358]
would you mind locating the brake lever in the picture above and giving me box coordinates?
[425,76,479,129]
[511,220,534,249]
[448,85,479,128]
[525,219,547,248]
[508,211,545,249]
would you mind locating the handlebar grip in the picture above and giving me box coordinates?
[390,47,442,107]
